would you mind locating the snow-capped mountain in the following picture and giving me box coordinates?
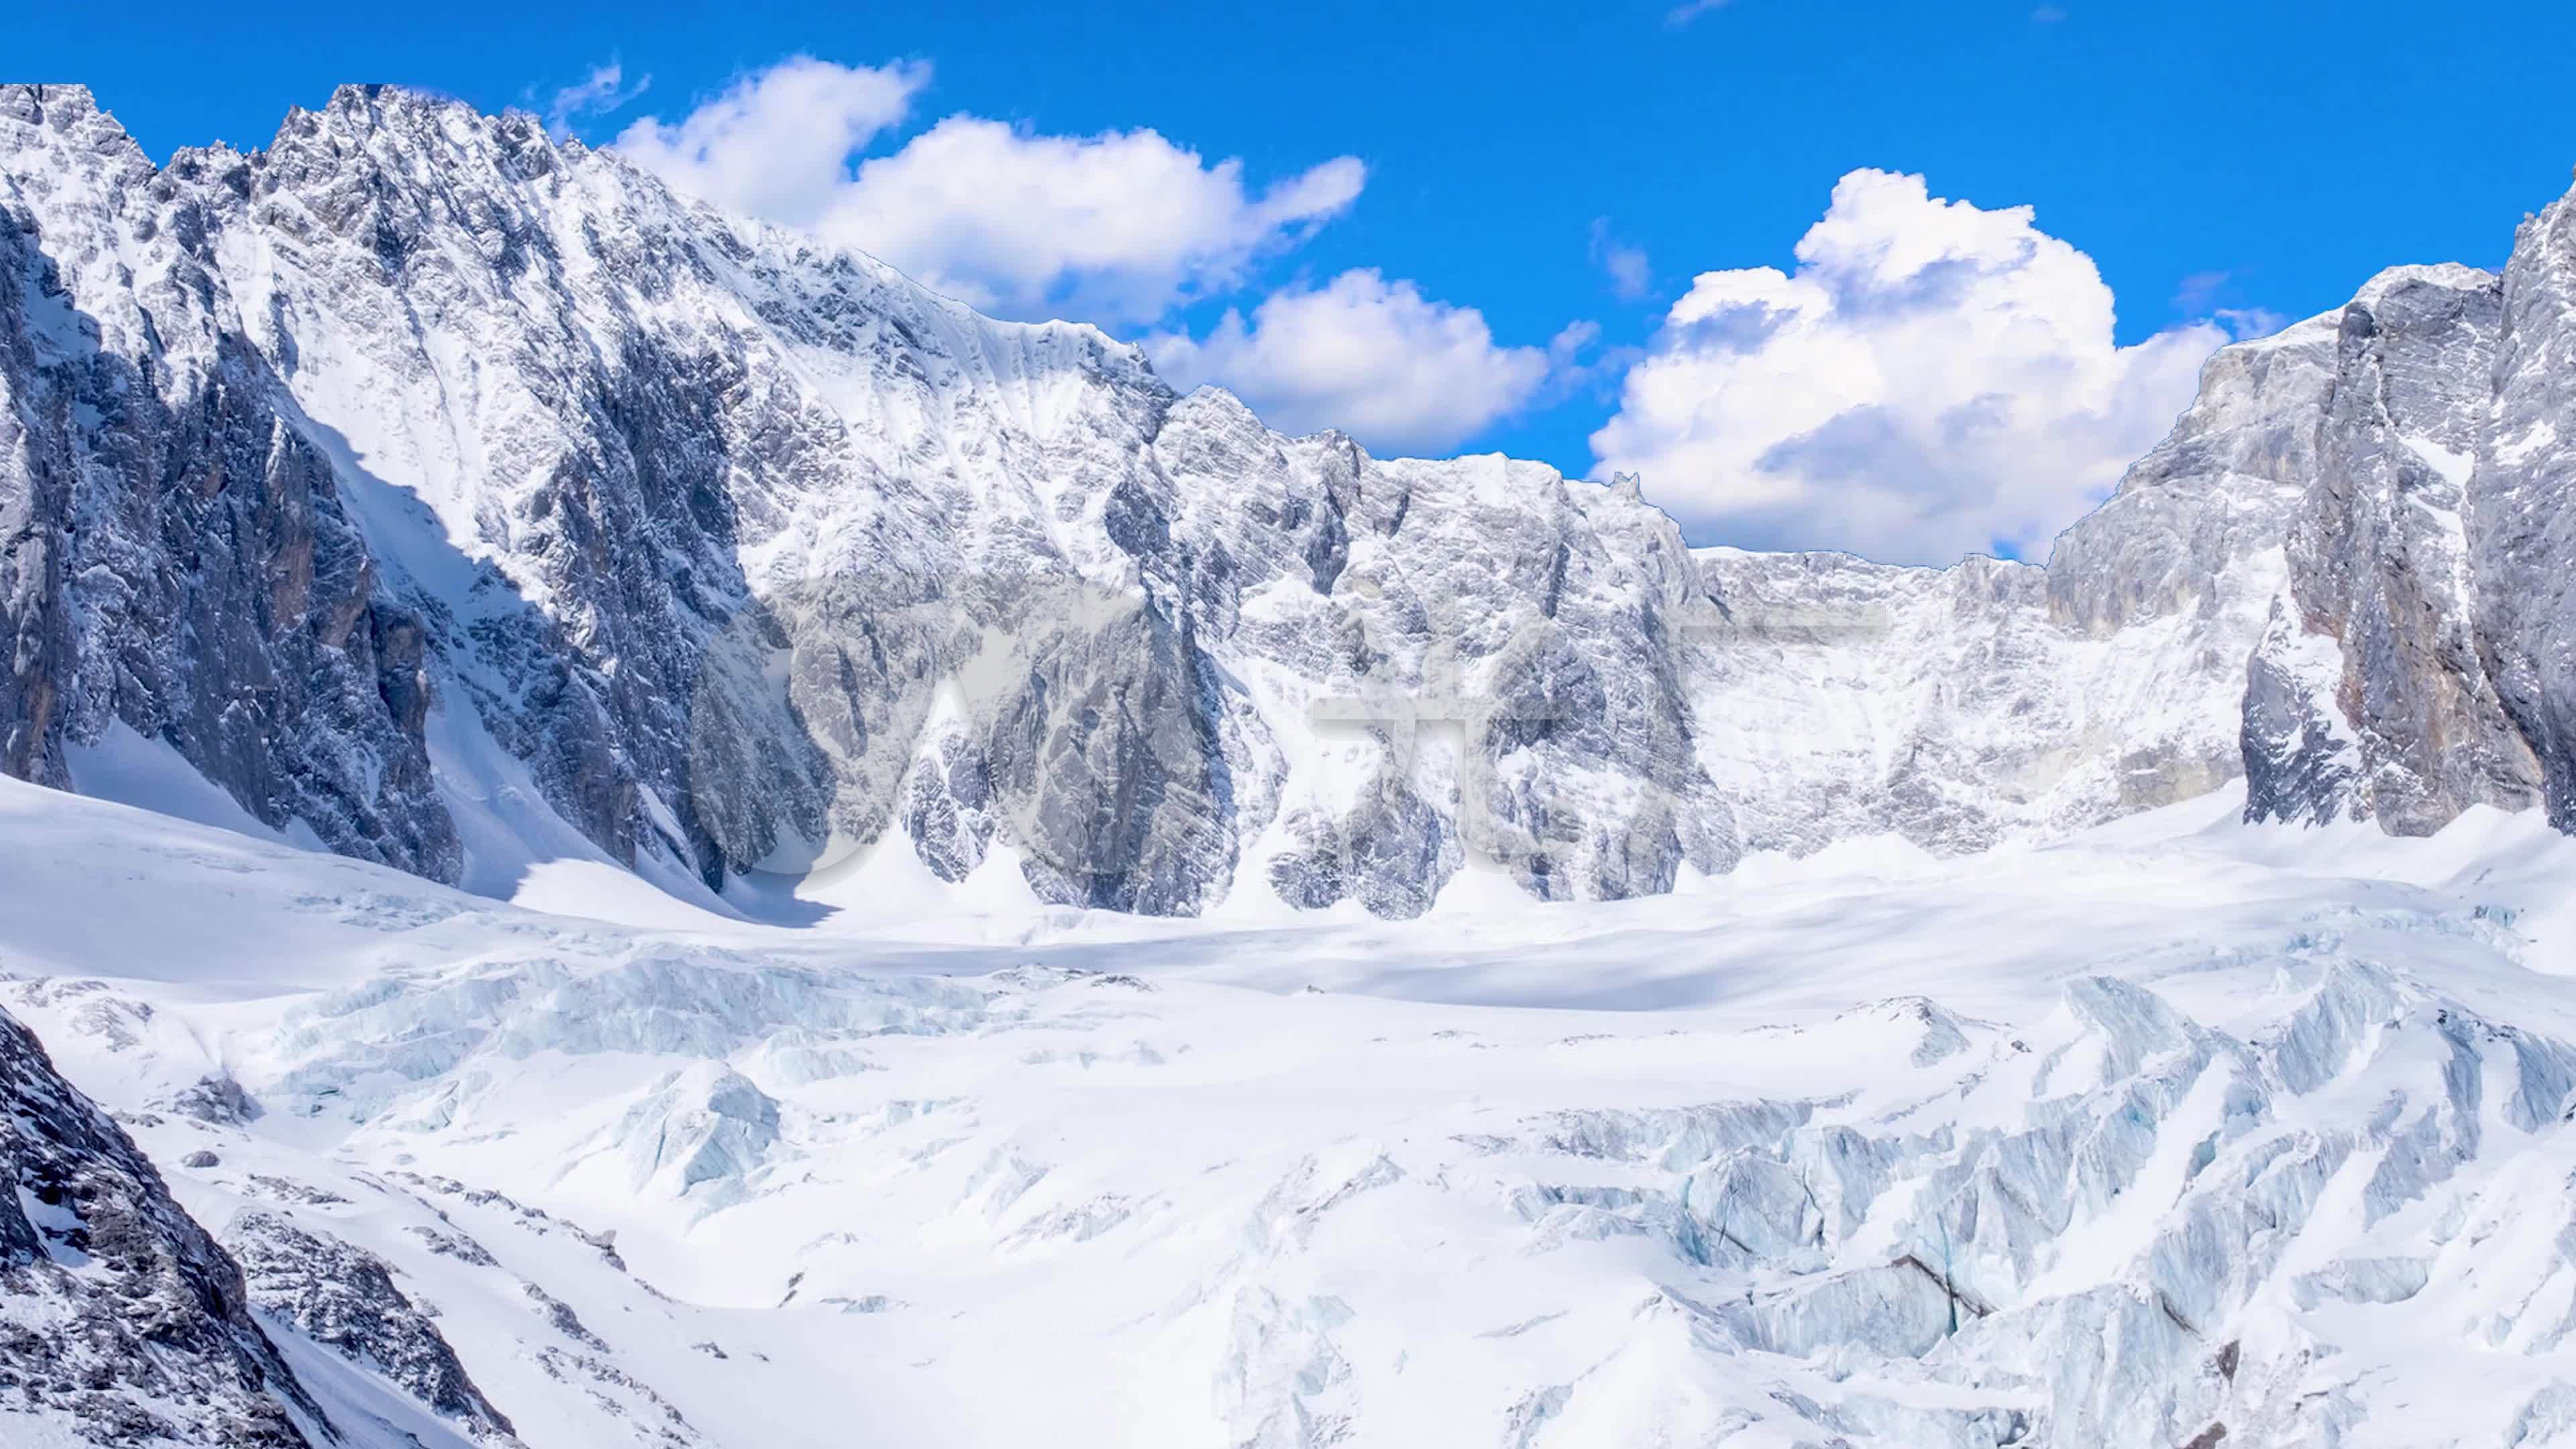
[5,82,2566,924]
[8,78,2576,1449]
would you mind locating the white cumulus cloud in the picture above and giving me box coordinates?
[614,57,931,227]
[818,119,1363,327]
[1146,270,1552,455]
[612,57,1363,329]
[1589,169,2225,565]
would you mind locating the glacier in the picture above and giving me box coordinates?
[5,762,2576,1446]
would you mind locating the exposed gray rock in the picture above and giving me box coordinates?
[0,1003,332,1445]
[167,1070,264,1125]
[2473,174,2576,832]
[0,82,1743,914]
[2243,596,2365,826]
[0,84,453,877]
[2245,265,2542,831]
[227,1208,518,1442]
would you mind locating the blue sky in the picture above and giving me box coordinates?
[21,1,2576,562]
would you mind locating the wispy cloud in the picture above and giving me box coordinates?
[2031,5,2069,20]
[1589,219,1652,302]
[546,61,651,138]
[1540,319,1645,402]
[2172,272,2286,338]
[1667,0,1730,26]
[2214,307,2288,339]
[2173,269,2231,315]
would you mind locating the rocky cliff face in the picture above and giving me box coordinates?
[2242,264,2547,830]
[0,89,453,879]
[1,82,2571,920]
[0,1004,333,1446]
[2475,179,2576,833]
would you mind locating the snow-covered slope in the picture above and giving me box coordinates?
[0,747,2565,1433]
[7,761,2576,1446]
[6,82,2570,925]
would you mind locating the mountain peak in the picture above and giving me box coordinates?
[0,82,103,121]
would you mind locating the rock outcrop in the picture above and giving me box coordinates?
[2243,265,2545,829]
[228,1210,519,1442]
[0,1004,333,1446]
[2473,175,2576,832]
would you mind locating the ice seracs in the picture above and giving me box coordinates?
[8,773,2576,1445]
